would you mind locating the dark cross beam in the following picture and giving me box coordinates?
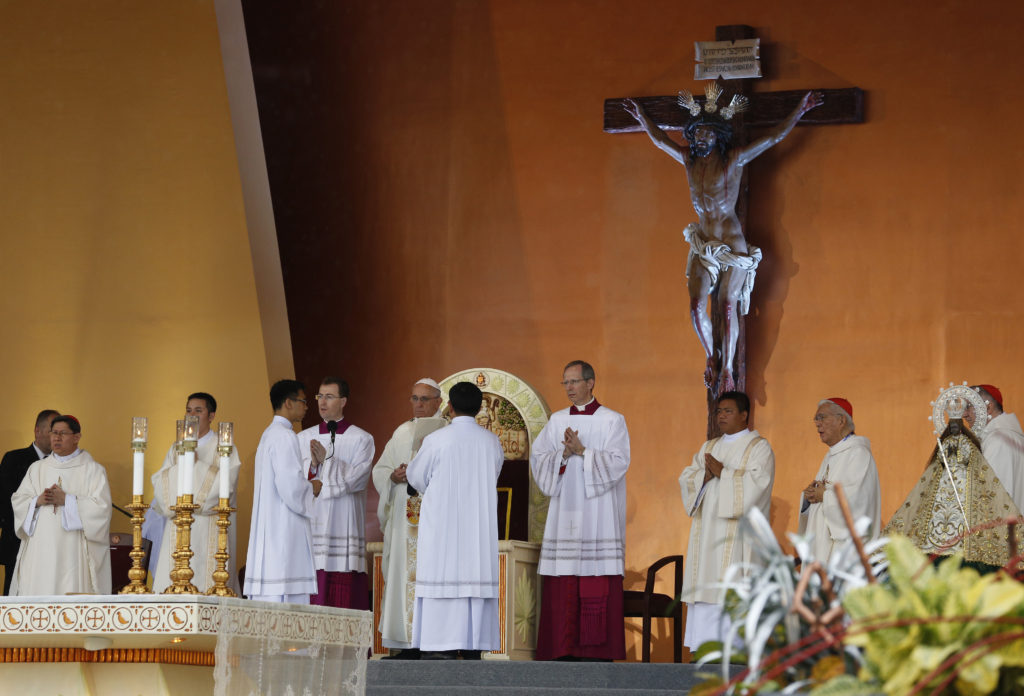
[603,25,864,438]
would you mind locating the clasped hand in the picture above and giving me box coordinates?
[562,428,585,459]
[703,453,724,482]
[36,483,66,508]
[803,480,825,504]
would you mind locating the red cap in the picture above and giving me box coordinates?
[978,385,1003,408]
[827,398,853,418]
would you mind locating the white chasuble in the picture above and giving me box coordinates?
[981,412,1024,513]
[11,450,112,595]
[797,435,881,564]
[150,431,242,593]
[298,420,375,573]
[371,416,446,647]
[243,416,317,597]
[531,403,630,577]
[679,430,774,605]
[406,416,503,651]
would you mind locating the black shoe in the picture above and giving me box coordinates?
[422,650,458,660]
[459,650,482,660]
[382,649,421,660]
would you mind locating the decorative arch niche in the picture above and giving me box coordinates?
[440,367,551,542]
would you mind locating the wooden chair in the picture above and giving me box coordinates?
[109,532,152,594]
[622,554,685,662]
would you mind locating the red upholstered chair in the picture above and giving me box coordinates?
[622,554,685,662]
[109,532,152,594]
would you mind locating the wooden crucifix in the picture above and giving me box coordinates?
[603,25,863,437]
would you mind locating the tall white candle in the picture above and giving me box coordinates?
[132,451,145,496]
[176,451,184,497]
[183,450,195,496]
[219,454,230,500]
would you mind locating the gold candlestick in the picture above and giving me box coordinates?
[119,495,151,594]
[163,493,200,594]
[206,498,237,596]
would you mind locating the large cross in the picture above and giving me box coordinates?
[603,25,863,437]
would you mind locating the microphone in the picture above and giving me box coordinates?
[327,420,338,444]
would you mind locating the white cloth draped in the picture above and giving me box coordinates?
[297,422,375,573]
[406,416,503,651]
[243,416,317,599]
[798,434,881,563]
[679,430,774,609]
[371,416,446,648]
[150,431,242,593]
[981,412,1024,513]
[11,450,112,595]
[530,405,630,577]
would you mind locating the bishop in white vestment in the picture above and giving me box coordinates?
[531,361,630,661]
[406,382,504,656]
[798,398,880,564]
[244,381,320,603]
[11,415,112,596]
[298,377,375,609]
[679,392,774,650]
[371,378,446,656]
[974,385,1024,512]
[150,393,242,593]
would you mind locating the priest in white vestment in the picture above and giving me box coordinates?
[531,360,630,661]
[406,381,504,658]
[297,377,375,609]
[244,380,321,603]
[972,385,1024,512]
[11,415,112,596]
[150,392,242,593]
[372,378,446,658]
[798,398,881,564]
[679,391,774,650]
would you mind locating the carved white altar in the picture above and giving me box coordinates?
[0,595,373,695]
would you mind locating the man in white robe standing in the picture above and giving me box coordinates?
[679,391,774,651]
[531,360,630,661]
[372,377,446,659]
[150,392,242,593]
[244,380,322,603]
[406,381,503,659]
[972,385,1024,512]
[11,415,112,595]
[297,376,375,609]
[798,398,881,563]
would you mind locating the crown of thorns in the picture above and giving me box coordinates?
[678,83,749,120]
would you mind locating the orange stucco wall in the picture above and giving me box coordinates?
[279,0,1024,659]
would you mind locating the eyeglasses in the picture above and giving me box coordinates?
[560,379,588,387]
[51,430,75,438]
[315,394,342,402]
[293,398,307,405]
[813,414,834,423]
[410,395,439,403]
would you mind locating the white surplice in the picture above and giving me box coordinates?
[371,415,447,648]
[530,403,630,577]
[11,449,112,595]
[297,420,375,573]
[243,416,317,599]
[406,416,504,651]
[797,434,881,563]
[150,431,242,593]
[981,412,1024,513]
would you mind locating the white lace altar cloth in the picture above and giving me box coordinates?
[0,595,372,696]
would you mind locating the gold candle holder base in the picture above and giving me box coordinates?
[205,498,237,597]
[163,494,200,594]
[119,495,151,594]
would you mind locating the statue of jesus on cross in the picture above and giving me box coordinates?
[624,85,822,392]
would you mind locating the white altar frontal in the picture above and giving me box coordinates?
[0,594,373,696]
